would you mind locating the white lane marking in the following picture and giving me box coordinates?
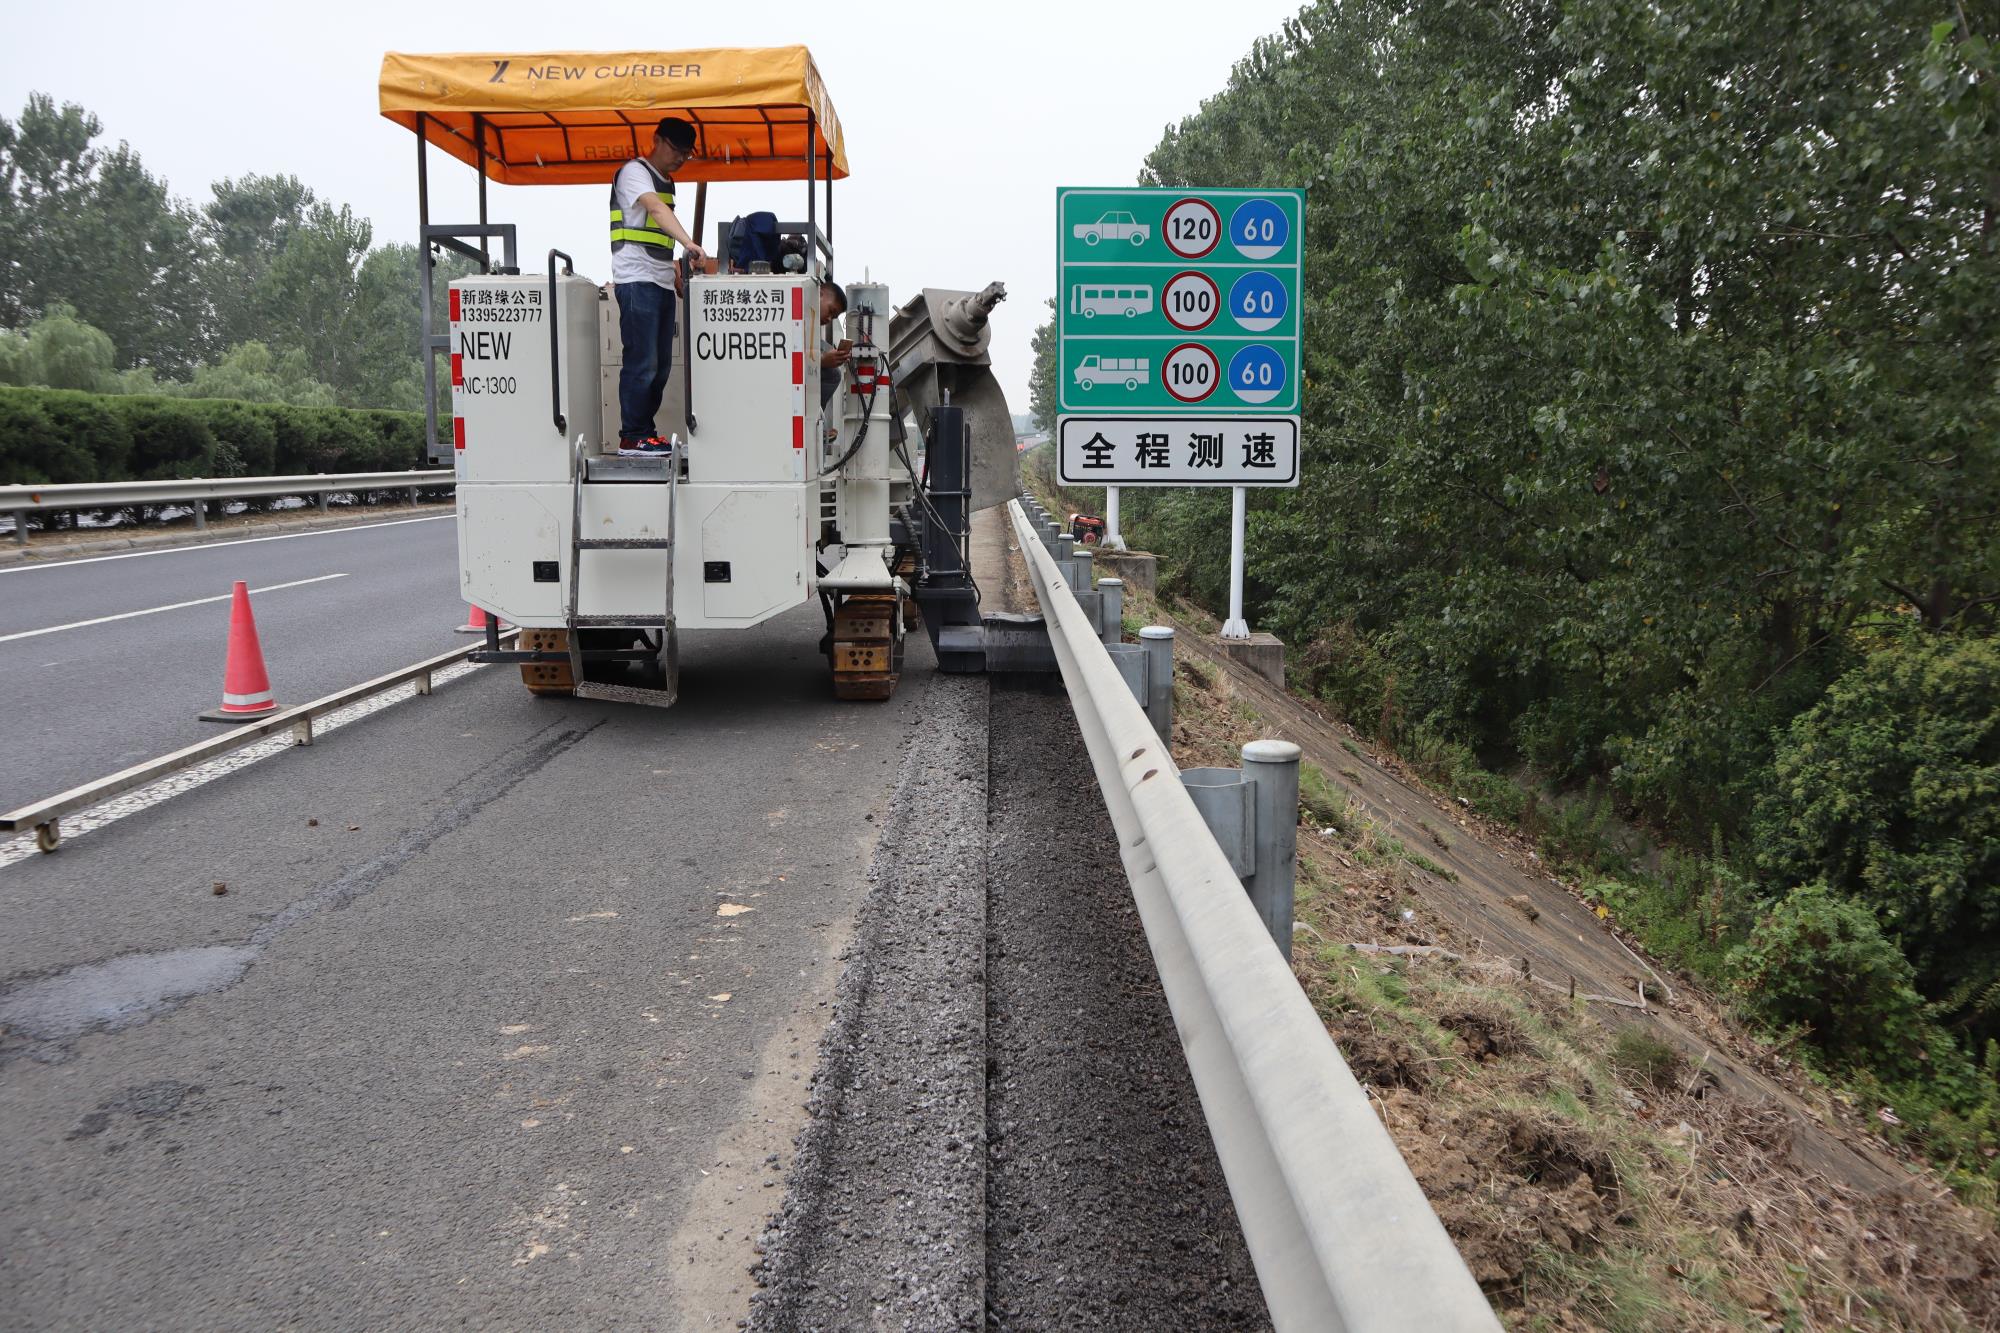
[0,573,349,644]
[0,513,452,576]
[0,658,488,869]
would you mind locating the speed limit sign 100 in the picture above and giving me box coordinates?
[1162,271,1220,331]
[1163,343,1220,403]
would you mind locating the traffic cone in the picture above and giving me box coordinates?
[455,604,505,634]
[198,581,280,722]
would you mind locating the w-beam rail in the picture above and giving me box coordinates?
[1006,498,1499,1333]
[0,633,514,853]
[0,470,455,545]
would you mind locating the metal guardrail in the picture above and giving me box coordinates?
[0,470,455,545]
[0,632,515,852]
[1006,498,1498,1333]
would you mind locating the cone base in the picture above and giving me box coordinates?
[199,704,281,724]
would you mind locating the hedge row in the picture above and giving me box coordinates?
[0,386,429,486]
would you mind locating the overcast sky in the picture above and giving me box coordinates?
[4,1,1304,416]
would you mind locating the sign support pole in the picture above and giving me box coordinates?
[1222,485,1250,640]
[1104,485,1126,550]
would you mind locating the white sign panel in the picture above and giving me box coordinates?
[1058,416,1299,487]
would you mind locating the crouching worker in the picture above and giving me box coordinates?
[611,117,708,454]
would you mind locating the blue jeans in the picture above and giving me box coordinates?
[616,281,677,443]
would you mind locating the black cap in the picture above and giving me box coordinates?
[655,118,696,152]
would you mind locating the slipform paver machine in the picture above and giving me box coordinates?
[379,46,1020,705]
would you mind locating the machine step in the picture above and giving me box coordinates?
[574,679,679,709]
[569,614,672,628]
[575,538,673,550]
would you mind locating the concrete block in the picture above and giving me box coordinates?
[1094,549,1157,595]
[1215,631,1286,689]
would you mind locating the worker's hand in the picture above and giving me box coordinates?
[821,341,852,370]
[683,243,708,267]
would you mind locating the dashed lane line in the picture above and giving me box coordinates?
[0,573,349,643]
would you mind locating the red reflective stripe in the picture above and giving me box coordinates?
[451,352,463,387]
[792,351,803,385]
[791,286,802,319]
[453,417,466,451]
[449,289,461,321]
[792,416,804,449]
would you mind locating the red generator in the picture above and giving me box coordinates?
[1068,513,1104,545]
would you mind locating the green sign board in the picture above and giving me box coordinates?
[1056,187,1303,487]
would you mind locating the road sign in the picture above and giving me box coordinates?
[1057,417,1298,486]
[1057,187,1302,487]
[1057,186,1307,636]
[1057,187,1303,415]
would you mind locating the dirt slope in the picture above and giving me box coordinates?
[1164,612,1909,1195]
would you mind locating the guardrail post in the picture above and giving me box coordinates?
[1242,739,1302,959]
[407,485,419,507]
[1139,625,1174,741]
[193,500,207,532]
[1072,547,1093,594]
[1106,642,1148,705]
[10,514,25,547]
[1183,767,1255,877]
[317,490,330,514]
[1057,534,1076,584]
[1098,577,1124,647]
[1072,550,1100,636]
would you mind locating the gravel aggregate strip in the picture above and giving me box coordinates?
[983,687,1273,1331]
[748,673,991,1332]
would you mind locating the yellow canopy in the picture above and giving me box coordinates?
[379,46,848,186]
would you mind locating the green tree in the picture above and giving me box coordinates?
[250,201,372,395]
[201,173,316,352]
[0,95,102,330]
[13,304,117,391]
[1027,297,1057,433]
[1134,0,1999,838]
[182,342,336,407]
[0,95,205,374]
[343,244,429,410]
[1755,633,2000,1035]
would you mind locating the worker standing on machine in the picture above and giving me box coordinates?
[610,117,708,453]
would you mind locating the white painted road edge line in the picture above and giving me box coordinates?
[0,573,351,644]
[0,658,488,869]
[0,513,453,576]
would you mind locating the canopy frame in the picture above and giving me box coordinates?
[387,48,846,461]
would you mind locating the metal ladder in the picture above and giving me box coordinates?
[565,439,681,708]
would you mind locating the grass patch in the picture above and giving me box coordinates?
[1610,1029,1686,1092]
[1299,761,1354,831]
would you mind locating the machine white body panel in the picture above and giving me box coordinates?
[450,271,832,633]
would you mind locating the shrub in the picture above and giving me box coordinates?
[197,399,280,476]
[115,399,216,479]
[0,386,426,484]
[30,388,133,482]
[0,393,82,487]
[1754,634,2000,1034]
[1727,882,1933,1075]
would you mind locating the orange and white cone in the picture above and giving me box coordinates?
[199,581,280,722]
[455,604,506,634]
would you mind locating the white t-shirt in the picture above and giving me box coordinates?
[611,159,677,291]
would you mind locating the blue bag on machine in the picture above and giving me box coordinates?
[728,212,781,271]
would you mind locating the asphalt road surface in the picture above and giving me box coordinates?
[0,515,468,811]
[0,609,941,1331]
